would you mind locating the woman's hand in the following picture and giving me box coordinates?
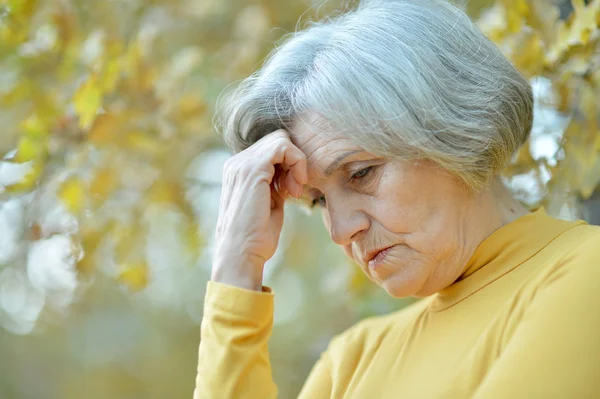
[211,129,308,291]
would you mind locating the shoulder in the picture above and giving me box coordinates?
[558,222,600,252]
[325,297,430,359]
[548,223,600,276]
[524,223,600,305]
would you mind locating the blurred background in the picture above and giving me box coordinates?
[0,0,599,397]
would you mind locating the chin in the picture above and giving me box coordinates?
[378,266,432,298]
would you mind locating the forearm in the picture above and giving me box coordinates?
[194,281,278,399]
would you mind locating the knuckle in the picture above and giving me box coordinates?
[226,158,262,179]
[223,156,237,169]
[225,155,248,171]
[271,128,289,137]
[271,131,291,144]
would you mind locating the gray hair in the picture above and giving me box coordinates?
[214,0,533,190]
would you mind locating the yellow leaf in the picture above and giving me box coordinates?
[59,178,86,214]
[52,10,76,48]
[547,0,600,64]
[122,41,157,92]
[579,83,598,123]
[501,0,529,33]
[509,32,545,77]
[554,43,596,78]
[570,0,598,44]
[100,57,121,93]
[90,168,117,205]
[77,255,94,275]
[577,152,600,199]
[14,135,46,162]
[553,81,571,113]
[594,132,600,152]
[148,181,182,205]
[20,114,48,138]
[110,222,137,260]
[184,222,205,258]
[124,131,163,155]
[118,263,148,292]
[76,228,104,274]
[8,0,37,17]
[73,75,103,130]
[88,113,121,145]
[124,42,142,76]
[138,66,157,92]
[527,0,560,45]
[178,95,207,118]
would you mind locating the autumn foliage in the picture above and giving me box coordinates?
[1,0,599,292]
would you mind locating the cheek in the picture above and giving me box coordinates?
[370,173,416,224]
[372,177,441,237]
[370,199,418,235]
[342,245,354,261]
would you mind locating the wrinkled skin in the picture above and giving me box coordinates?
[211,112,529,297]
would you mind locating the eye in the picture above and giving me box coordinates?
[310,193,327,209]
[350,166,374,181]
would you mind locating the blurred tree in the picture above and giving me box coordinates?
[1,0,599,302]
[0,0,326,296]
[0,0,599,397]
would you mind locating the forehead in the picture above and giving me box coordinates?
[288,114,370,198]
[288,113,358,158]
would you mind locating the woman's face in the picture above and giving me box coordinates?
[289,115,485,298]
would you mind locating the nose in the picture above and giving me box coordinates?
[322,196,369,246]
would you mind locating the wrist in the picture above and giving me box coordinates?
[211,258,265,292]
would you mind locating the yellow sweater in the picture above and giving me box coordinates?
[194,208,600,398]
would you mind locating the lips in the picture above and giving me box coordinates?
[365,246,394,267]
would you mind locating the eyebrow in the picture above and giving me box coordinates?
[324,150,365,177]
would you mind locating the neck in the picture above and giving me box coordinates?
[467,177,531,259]
[453,177,531,282]
[488,177,530,225]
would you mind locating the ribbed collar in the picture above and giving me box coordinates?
[429,207,587,311]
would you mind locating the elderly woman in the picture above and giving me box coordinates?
[194,0,600,398]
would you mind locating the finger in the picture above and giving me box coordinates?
[274,166,289,199]
[286,169,301,198]
[276,163,301,199]
[269,132,308,187]
[253,130,308,188]
[271,177,286,209]
[282,145,307,187]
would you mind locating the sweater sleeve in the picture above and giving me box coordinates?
[472,233,600,399]
[194,280,278,399]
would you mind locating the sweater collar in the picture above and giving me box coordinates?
[429,207,586,311]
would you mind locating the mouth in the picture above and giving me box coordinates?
[366,246,395,269]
